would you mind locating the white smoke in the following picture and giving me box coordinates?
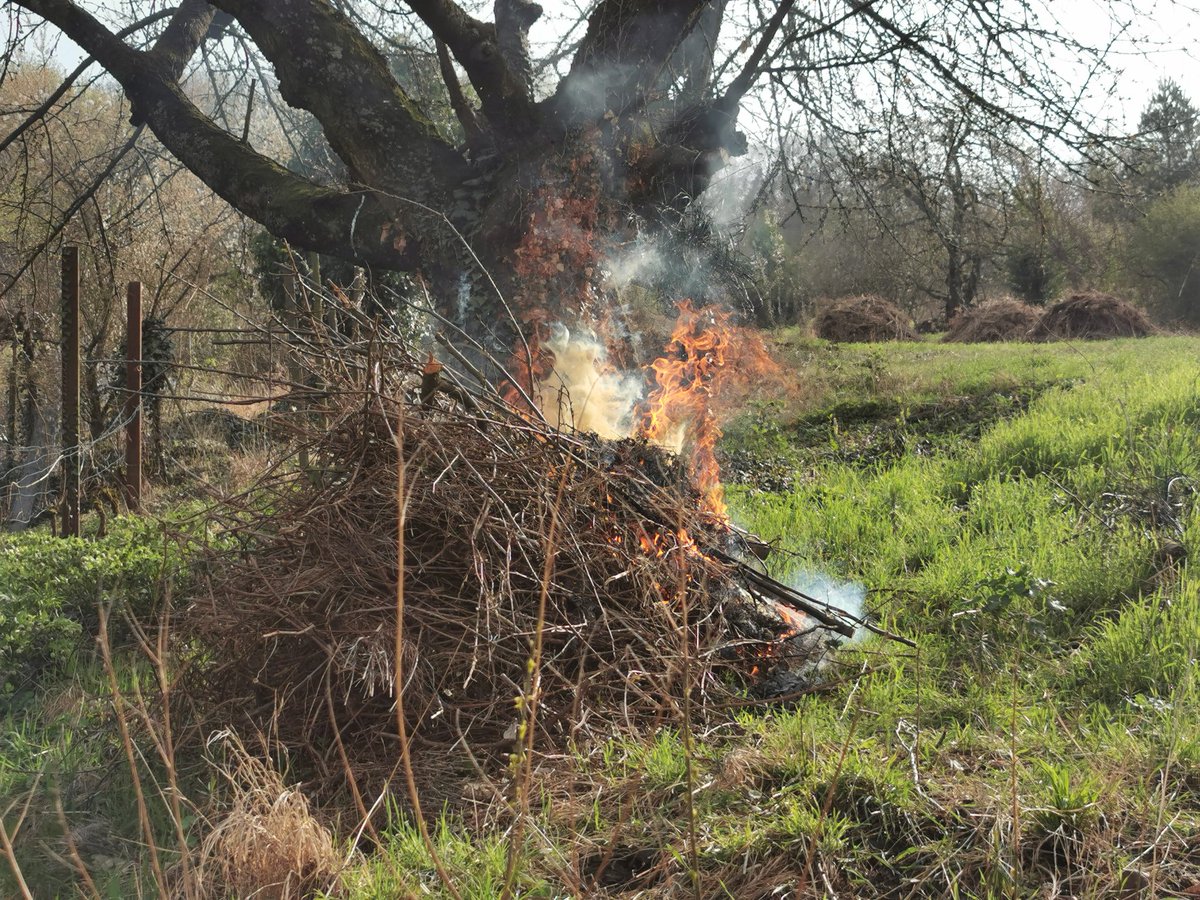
[554,62,639,120]
[788,569,867,641]
[606,239,671,289]
[455,271,471,326]
[535,325,643,440]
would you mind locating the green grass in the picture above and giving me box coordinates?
[717,337,1200,895]
[0,517,199,897]
[766,332,1191,408]
[340,336,1200,898]
[0,651,199,896]
[5,336,1200,897]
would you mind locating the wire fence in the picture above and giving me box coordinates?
[0,252,349,532]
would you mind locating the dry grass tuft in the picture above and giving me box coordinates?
[813,295,918,342]
[943,297,1042,343]
[713,744,768,792]
[186,735,342,900]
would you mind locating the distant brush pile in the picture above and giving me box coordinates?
[1030,291,1155,340]
[814,295,918,342]
[943,298,1043,343]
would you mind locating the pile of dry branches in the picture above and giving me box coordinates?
[943,298,1042,343]
[1030,291,1155,340]
[814,295,918,342]
[182,322,862,800]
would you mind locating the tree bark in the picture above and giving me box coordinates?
[11,0,753,355]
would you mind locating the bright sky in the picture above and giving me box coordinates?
[1068,0,1199,129]
[34,0,1200,134]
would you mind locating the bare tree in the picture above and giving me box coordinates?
[1,56,252,526]
[866,105,1014,321]
[2,0,1134,351]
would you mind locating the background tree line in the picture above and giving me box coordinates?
[3,58,1197,413]
[736,78,1200,329]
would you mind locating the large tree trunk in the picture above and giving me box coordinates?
[430,119,733,374]
[11,0,746,365]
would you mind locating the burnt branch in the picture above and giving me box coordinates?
[673,0,727,101]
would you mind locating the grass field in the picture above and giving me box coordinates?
[3,335,1199,897]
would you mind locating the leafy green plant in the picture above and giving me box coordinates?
[1031,759,1101,837]
[0,517,184,693]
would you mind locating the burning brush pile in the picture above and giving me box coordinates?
[185,302,875,796]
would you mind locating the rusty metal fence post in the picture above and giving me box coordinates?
[5,338,16,476]
[60,246,80,537]
[124,282,143,511]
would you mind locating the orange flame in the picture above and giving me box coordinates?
[501,320,554,413]
[638,300,733,517]
[775,602,807,640]
[748,602,810,676]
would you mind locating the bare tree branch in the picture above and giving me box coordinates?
[212,0,467,192]
[10,0,439,269]
[0,126,144,300]
[0,8,174,157]
[148,0,217,82]
[719,0,796,108]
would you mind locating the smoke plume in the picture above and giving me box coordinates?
[788,570,867,641]
[534,325,642,439]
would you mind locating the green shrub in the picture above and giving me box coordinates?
[1128,183,1200,324]
[0,517,184,692]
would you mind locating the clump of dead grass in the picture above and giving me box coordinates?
[943,298,1042,343]
[813,296,918,342]
[185,734,342,899]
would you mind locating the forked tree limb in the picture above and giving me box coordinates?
[211,0,469,192]
[403,0,539,133]
[435,38,485,146]
[558,0,708,121]
[11,0,440,270]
